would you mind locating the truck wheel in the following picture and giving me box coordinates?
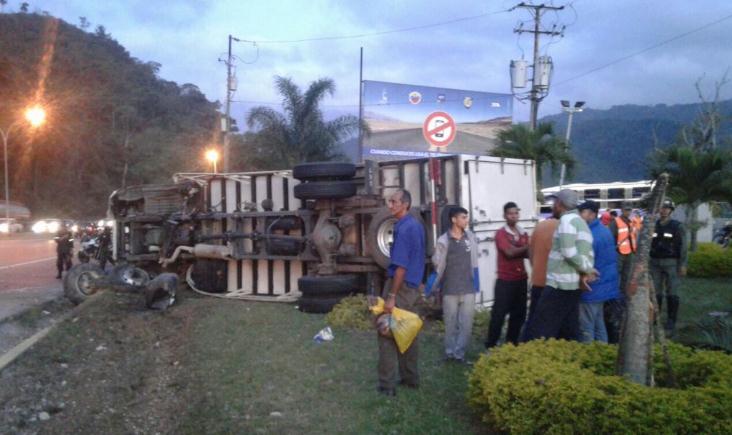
[145,273,178,310]
[63,263,105,305]
[110,264,150,287]
[292,162,356,181]
[297,296,343,314]
[294,181,357,200]
[298,274,358,297]
[266,237,303,256]
[366,209,427,269]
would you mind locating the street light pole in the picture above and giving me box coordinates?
[1,122,19,222]
[559,100,585,188]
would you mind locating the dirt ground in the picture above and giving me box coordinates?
[0,289,198,434]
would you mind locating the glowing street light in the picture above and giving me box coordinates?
[2,104,48,221]
[205,149,220,173]
[24,105,47,128]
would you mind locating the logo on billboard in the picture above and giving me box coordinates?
[423,111,457,149]
[463,96,473,109]
[436,93,446,104]
[409,91,422,105]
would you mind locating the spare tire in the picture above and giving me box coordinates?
[298,274,358,298]
[64,263,105,305]
[297,296,343,314]
[294,181,357,200]
[366,209,427,269]
[292,162,356,181]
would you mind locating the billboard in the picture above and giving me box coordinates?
[362,80,512,159]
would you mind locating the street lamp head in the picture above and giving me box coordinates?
[560,100,570,108]
[24,105,46,128]
[574,101,585,109]
[205,149,220,164]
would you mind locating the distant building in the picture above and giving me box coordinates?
[0,200,32,220]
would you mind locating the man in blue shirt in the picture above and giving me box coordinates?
[377,189,425,397]
[578,200,620,343]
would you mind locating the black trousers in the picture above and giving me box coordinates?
[524,286,582,341]
[485,279,527,348]
[603,298,625,344]
[519,285,544,342]
[56,252,72,275]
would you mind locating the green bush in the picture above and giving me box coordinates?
[468,340,732,434]
[325,295,373,331]
[688,242,732,277]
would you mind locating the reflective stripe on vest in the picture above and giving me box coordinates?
[615,216,638,254]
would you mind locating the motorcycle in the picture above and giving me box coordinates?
[713,222,732,248]
[77,226,114,268]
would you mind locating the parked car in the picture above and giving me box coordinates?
[31,219,63,234]
[0,218,23,233]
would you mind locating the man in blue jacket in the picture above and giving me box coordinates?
[578,200,620,343]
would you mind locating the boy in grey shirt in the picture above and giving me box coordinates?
[431,207,480,363]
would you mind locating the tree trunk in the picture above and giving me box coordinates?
[617,174,669,385]
[688,202,699,252]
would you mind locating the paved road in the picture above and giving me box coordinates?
[0,235,64,321]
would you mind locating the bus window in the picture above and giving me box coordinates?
[608,188,625,200]
[632,187,650,198]
[584,189,600,199]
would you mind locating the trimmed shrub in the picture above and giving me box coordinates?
[468,340,732,434]
[325,295,373,331]
[688,242,732,278]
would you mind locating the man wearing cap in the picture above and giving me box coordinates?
[485,202,529,349]
[525,189,598,341]
[650,200,687,334]
[578,200,620,343]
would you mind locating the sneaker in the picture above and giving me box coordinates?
[376,386,396,397]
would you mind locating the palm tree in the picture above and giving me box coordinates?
[651,145,732,251]
[246,76,366,169]
[491,122,574,190]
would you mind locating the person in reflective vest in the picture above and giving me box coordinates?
[650,200,687,334]
[606,202,640,343]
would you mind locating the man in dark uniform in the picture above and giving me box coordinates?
[377,188,425,397]
[55,223,74,278]
[650,200,687,334]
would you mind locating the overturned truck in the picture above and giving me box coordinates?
[63,156,538,312]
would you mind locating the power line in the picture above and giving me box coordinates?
[554,10,732,87]
[248,8,510,44]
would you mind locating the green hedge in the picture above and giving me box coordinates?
[688,242,732,277]
[468,340,732,434]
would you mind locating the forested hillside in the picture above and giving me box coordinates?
[541,100,732,184]
[0,13,222,217]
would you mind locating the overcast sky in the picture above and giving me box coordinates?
[16,0,732,124]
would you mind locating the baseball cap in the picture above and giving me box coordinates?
[578,200,599,214]
[556,189,579,209]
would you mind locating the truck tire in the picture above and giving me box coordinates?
[110,263,150,287]
[292,162,356,181]
[298,274,358,298]
[294,181,357,200]
[297,296,343,314]
[63,263,105,305]
[266,237,303,256]
[145,273,178,310]
[366,209,427,269]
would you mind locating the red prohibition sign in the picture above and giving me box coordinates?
[422,111,456,148]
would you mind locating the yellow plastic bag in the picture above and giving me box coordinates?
[370,297,423,353]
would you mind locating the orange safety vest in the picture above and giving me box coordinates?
[615,216,640,255]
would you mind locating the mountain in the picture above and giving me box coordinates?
[540,100,732,185]
[0,13,221,217]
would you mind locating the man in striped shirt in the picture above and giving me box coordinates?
[525,189,598,341]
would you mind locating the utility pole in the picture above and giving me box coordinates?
[223,34,239,173]
[511,2,564,130]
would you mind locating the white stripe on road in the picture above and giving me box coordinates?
[0,257,56,271]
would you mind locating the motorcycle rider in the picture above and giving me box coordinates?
[54,223,74,278]
[650,200,687,334]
